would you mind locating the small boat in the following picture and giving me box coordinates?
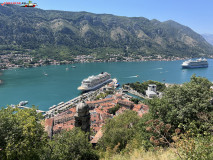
[66,68,69,71]
[115,83,120,88]
[71,66,76,68]
[43,72,48,76]
[136,75,139,77]
[19,101,28,106]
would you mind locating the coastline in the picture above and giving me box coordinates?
[0,57,188,71]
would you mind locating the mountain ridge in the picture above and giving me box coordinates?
[0,5,213,59]
[202,34,213,46]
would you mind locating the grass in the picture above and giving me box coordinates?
[101,147,177,160]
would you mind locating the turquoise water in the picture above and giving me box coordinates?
[1,59,213,111]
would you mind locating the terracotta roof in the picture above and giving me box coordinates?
[86,97,115,104]
[91,129,103,144]
[45,118,54,127]
[117,99,134,107]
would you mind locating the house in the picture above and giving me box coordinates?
[146,84,157,98]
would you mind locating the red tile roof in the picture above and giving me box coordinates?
[91,129,103,144]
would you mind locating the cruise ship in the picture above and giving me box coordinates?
[182,58,208,68]
[78,72,112,91]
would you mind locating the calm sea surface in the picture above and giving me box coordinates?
[1,59,213,111]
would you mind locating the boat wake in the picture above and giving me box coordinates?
[125,75,139,78]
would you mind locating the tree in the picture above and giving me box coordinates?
[148,75,213,133]
[98,110,140,152]
[130,98,140,104]
[108,104,121,115]
[0,106,46,160]
[42,128,98,160]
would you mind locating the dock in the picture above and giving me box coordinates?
[45,78,119,118]
[16,106,46,114]
[45,90,100,118]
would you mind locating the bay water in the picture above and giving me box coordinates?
[1,59,213,111]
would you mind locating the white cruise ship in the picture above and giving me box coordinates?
[182,58,208,68]
[78,72,112,91]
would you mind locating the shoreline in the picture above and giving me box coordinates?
[0,57,189,71]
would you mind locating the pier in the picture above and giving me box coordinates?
[45,90,100,118]
[16,106,46,114]
[45,79,119,118]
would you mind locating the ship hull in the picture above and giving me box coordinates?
[182,65,208,69]
[78,79,112,91]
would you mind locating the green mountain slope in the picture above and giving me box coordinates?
[0,5,213,58]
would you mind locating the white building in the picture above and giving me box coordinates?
[146,84,157,98]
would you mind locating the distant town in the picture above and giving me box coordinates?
[0,53,191,70]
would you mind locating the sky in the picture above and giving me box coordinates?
[1,0,213,34]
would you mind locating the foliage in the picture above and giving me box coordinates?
[101,147,177,160]
[108,104,121,115]
[41,128,99,160]
[130,98,140,104]
[95,92,108,100]
[0,106,46,160]
[148,75,213,133]
[127,80,166,95]
[145,119,172,147]
[98,110,140,152]
[173,132,213,160]
[132,113,154,150]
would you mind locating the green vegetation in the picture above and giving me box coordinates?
[0,107,98,160]
[149,75,213,133]
[98,110,140,152]
[0,106,45,160]
[42,128,99,160]
[108,104,121,115]
[95,91,114,100]
[130,97,140,104]
[99,75,213,159]
[126,80,166,95]
[95,93,108,100]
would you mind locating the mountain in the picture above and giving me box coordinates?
[202,34,213,45]
[0,5,213,59]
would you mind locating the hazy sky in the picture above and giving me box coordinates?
[2,0,213,34]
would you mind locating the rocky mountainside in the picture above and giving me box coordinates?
[202,34,213,46]
[0,5,213,59]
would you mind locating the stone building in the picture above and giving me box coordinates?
[75,102,90,133]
